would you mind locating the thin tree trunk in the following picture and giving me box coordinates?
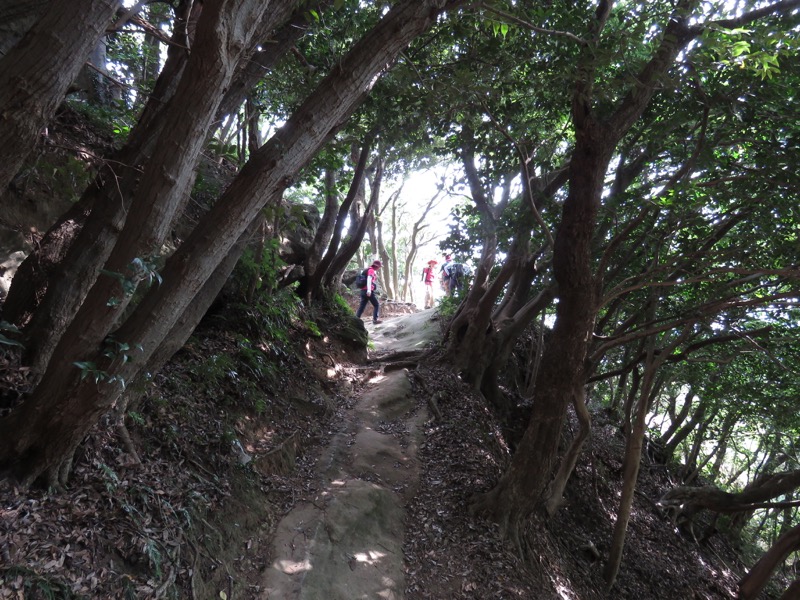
[605,318,690,588]
[390,194,399,298]
[657,384,696,448]
[696,411,737,483]
[545,385,591,516]
[662,398,707,458]
[305,140,371,297]
[324,157,383,292]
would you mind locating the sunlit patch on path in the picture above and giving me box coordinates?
[259,359,427,599]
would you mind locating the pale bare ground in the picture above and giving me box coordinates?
[258,310,440,599]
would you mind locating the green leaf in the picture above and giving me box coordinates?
[0,333,24,347]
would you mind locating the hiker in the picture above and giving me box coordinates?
[448,261,465,296]
[440,254,453,294]
[356,259,383,324]
[421,259,437,309]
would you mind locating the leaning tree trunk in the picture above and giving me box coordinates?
[323,157,383,292]
[739,523,800,600]
[443,145,507,383]
[304,137,373,299]
[1,0,197,366]
[0,0,47,56]
[0,0,466,488]
[605,323,690,588]
[0,0,121,193]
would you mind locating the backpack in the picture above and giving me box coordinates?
[355,269,369,289]
[450,263,465,278]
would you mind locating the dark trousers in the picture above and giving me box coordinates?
[449,275,462,295]
[356,289,380,321]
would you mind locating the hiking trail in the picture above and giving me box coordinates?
[258,310,440,599]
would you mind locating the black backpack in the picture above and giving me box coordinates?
[355,269,369,289]
[451,263,464,278]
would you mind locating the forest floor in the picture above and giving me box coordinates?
[0,107,781,599]
[0,298,779,599]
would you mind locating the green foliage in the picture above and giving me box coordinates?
[65,97,135,142]
[0,566,78,600]
[102,336,144,364]
[435,294,461,319]
[191,353,238,392]
[0,321,23,348]
[304,320,323,338]
[73,360,127,390]
[230,288,300,354]
[38,154,95,202]
[333,293,352,313]
[701,26,783,80]
[192,170,224,200]
[207,138,240,163]
[232,236,286,300]
[102,256,162,307]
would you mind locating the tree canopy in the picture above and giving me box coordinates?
[1,0,799,595]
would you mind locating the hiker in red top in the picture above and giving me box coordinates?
[356,259,383,324]
[421,259,437,309]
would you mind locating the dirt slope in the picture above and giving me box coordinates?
[0,305,764,599]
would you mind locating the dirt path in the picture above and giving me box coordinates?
[258,310,439,599]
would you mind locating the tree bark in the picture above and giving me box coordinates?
[471,122,611,534]
[0,0,121,193]
[324,156,383,292]
[605,324,690,588]
[0,0,465,487]
[471,0,706,535]
[2,0,195,366]
[303,136,374,299]
[739,523,800,600]
[0,0,48,57]
[545,385,591,516]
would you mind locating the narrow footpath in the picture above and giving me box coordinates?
[258,310,441,599]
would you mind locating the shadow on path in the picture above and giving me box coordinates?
[258,310,440,599]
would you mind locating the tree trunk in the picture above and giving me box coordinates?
[0,0,464,487]
[303,168,339,279]
[0,0,48,57]
[323,157,383,292]
[605,323,690,588]
[662,397,707,458]
[304,136,376,299]
[739,523,800,600]
[545,385,591,516]
[471,123,612,533]
[707,411,737,482]
[214,1,315,124]
[470,0,706,535]
[656,384,696,449]
[21,0,279,380]
[390,194,399,298]
[0,0,121,193]
[2,0,194,367]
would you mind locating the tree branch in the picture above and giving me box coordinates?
[470,2,588,46]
